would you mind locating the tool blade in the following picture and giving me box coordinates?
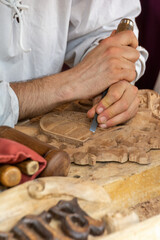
[90,113,98,133]
[89,89,108,133]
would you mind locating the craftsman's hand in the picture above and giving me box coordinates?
[72,30,140,100]
[11,30,140,121]
[87,81,139,128]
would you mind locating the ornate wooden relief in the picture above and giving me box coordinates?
[0,177,140,239]
[16,90,160,166]
[0,198,105,240]
[0,177,110,232]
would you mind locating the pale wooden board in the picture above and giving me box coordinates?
[89,214,160,240]
[0,177,110,232]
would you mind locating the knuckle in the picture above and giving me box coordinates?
[122,101,129,111]
[110,90,121,101]
[101,37,112,48]
[108,58,118,71]
[132,85,138,95]
[107,108,115,119]
[107,46,118,57]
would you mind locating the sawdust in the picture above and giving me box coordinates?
[130,196,160,221]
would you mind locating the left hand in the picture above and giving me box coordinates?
[87,80,139,128]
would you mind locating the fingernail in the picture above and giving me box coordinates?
[99,124,107,128]
[97,107,104,114]
[100,116,107,123]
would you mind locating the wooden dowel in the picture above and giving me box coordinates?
[0,165,22,187]
[17,159,39,176]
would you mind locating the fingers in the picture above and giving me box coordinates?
[104,57,137,83]
[96,81,139,127]
[104,46,140,63]
[97,81,128,112]
[121,46,140,62]
[87,104,97,118]
[101,30,138,49]
[92,94,102,106]
[74,29,140,100]
[99,96,139,128]
[87,94,103,118]
[115,30,138,48]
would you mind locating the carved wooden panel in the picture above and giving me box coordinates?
[16,90,160,166]
[40,111,93,146]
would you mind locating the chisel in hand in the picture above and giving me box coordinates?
[90,18,134,133]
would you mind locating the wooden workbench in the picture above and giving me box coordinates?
[0,90,160,239]
[0,150,160,239]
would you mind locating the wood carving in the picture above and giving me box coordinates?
[16,90,160,166]
[0,177,110,232]
[0,176,142,239]
[0,198,105,240]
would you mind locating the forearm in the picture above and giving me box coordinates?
[10,30,140,122]
[10,69,75,120]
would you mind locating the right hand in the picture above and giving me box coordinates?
[71,30,140,100]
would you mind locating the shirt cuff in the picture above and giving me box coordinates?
[132,46,149,85]
[0,81,19,127]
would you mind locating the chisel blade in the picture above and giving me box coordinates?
[90,89,108,133]
[90,113,98,133]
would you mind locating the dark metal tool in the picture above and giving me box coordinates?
[90,18,134,133]
[90,89,108,132]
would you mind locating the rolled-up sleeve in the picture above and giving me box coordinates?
[0,81,19,127]
[65,0,148,83]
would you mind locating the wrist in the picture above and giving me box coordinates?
[53,68,78,104]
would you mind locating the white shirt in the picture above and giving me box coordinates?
[0,0,148,127]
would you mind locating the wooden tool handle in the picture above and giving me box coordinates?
[0,126,71,177]
[0,165,22,187]
[116,18,134,33]
[17,159,39,176]
[40,150,70,177]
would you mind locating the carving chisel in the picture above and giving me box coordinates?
[90,18,134,133]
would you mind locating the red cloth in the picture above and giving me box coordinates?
[0,138,47,184]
